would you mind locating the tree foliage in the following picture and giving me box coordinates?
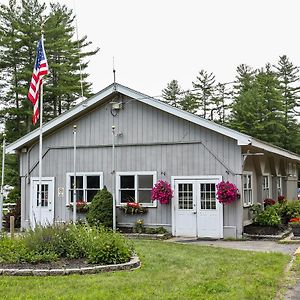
[0,0,99,188]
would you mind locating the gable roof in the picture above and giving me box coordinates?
[6,83,300,162]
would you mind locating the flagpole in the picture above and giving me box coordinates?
[38,26,45,226]
[0,133,6,232]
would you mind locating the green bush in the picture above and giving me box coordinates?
[0,224,133,265]
[86,187,113,227]
[253,205,282,227]
[278,201,300,224]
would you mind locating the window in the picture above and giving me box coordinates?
[66,172,103,204]
[243,173,253,206]
[178,183,193,210]
[262,175,271,200]
[200,183,216,210]
[277,176,283,196]
[36,184,49,207]
[117,172,156,206]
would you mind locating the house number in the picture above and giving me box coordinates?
[58,187,64,197]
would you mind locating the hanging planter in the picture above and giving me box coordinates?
[151,180,173,204]
[216,181,239,205]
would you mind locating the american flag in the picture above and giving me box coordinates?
[28,39,48,125]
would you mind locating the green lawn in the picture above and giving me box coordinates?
[0,240,290,299]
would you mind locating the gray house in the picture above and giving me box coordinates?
[6,83,300,238]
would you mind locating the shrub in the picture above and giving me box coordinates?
[86,187,113,227]
[279,200,300,224]
[253,205,282,227]
[0,224,133,265]
[133,219,145,233]
[263,198,276,207]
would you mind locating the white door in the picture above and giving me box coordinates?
[30,177,55,227]
[173,177,223,238]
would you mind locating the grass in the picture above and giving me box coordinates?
[0,240,291,299]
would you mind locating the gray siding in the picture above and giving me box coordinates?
[20,95,243,234]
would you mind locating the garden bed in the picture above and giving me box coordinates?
[0,256,140,276]
[243,224,291,240]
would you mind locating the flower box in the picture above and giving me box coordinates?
[289,218,300,237]
[119,202,148,215]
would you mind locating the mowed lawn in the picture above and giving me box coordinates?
[0,240,290,300]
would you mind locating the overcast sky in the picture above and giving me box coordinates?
[3,0,300,97]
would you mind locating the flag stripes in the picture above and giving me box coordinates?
[28,39,48,125]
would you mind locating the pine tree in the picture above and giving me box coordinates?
[162,79,182,108]
[192,70,215,119]
[179,91,198,114]
[43,3,99,119]
[210,83,233,123]
[229,64,285,147]
[0,0,99,188]
[274,55,300,152]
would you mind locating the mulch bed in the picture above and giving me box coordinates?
[243,224,288,236]
[0,258,99,270]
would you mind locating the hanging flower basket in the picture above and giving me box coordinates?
[151,180,173,204]
[216,181,239,205]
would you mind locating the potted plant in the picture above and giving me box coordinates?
[151,180,173,204]
[289,217,300,237]
[216,181,239,205]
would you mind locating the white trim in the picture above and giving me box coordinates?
[171,175,223,237]
[116,171,157,207]
[251,138,300,162]
[262,173,272,199]
[242,171,253,207]
[6,83,300,162]
[65,172,104,204]
[6,85,115,153]
[277,175,283,196]
[30,177,55,227]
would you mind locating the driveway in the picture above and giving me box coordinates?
[169,238,299,255]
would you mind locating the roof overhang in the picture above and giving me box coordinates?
[5,83,300,163]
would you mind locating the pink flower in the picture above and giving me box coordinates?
[216,181,238,205]
[151,180,173,204]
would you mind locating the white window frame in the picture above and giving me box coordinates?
[116,171,157,207]
[277,175,283,196]
[66,172,104,204]
[262,174,271,199]
[243,172,253,207]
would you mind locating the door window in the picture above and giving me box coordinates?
[178,183,193,209]
[36,184,49,207]
[200,183,216,209]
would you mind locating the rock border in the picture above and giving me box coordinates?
[0,255,140,276]
[124,233,171,240]
[243,228,292,240]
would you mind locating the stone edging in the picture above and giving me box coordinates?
[243,229,292,240]
[0,255,140,276]
[124,233,171,240]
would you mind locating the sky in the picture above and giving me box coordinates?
[3,0,300,97]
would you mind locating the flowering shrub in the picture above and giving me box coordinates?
[69,200,89,213]
[151,180,173,204]
[133,219,145,233]
[289,217,300,226]
[264,198,276,207]
[120,202,148,214]
[278,195,286,203]
[216,181,239,205]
